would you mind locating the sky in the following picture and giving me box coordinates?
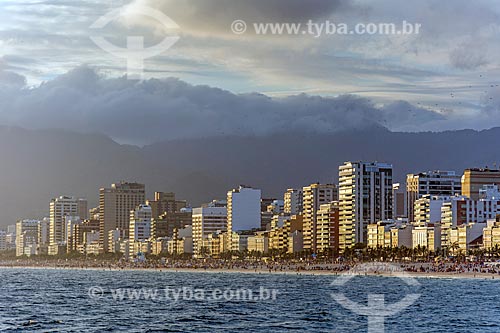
[1,0,500,144]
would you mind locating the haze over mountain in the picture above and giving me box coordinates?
[1,125,499,226]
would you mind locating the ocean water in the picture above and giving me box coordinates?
[0,268,499,332]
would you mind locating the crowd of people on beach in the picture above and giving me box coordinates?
[2,257,500,276]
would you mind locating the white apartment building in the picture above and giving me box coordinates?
[441,185,500,249]
[16,219,39,257]
[66,216,83,253]
[339,162,393,250]
[227,186,261,249]
[129,204,152,258]
[406,171,461,222]
[192,206,227,255]
[49,196,87,255]
[414,195,451,225]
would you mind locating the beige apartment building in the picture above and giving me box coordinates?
[99,182,145,252]
[49,196,87,255]
[315,201,340,253]
[462,168,500,200]
[302,183,338,252]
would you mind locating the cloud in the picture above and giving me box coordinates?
[128,0,349,34]
[2,1,500,138]
[449,40,489,70]
[0,66,483,145]
[2,0,500,114]
[0,58,27,87]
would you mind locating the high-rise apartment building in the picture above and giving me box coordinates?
[129,204,152,257]
[227,186,261,250]
[441,185,500,248]
[66,216,83,253]
[147,192,177,219]
[414,195,451,225]
[284,188,303,215]
[37,217,50,255]
[49,196,87,255]
[406,171,461,222]
[129,204,153,241]
[99,182,145,252]
[392,183,407,218]
[302,183,338,252]
[71,219,100,254]
[16,219,39,257]
[462,168,500,200]
[315,201,340,253]
[192,206,227,255]
[338,162,393,250]
[152,210,192,239]
[0,230,6,251]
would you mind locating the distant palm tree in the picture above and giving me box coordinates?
[449,242,460,256]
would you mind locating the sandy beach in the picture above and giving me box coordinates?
[1,264,499,280]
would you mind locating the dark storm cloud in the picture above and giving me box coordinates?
[0,66,449,145]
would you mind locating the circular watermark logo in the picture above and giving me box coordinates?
[90,5,180,80]
[331,263,421,333]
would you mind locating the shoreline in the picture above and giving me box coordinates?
[1,265,499,280]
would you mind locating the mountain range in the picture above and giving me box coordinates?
[1,125,499,226]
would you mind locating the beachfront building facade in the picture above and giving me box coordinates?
[227,186,261,250]
[406,171,461,222]
[462,168,500,200]
[284,188,303,215]
[192,206,227,256]
[338,162,393,250]
[483,219,500,250]
[247,231,269,254]
[414,195,451,225]
[49,196,87,255]
[393,183,407,219]
[129,204,153,259]
[100,182,145,252]
[16,219,39,257]
[441,186,500,249]
[447,223,484,252]
[302,183,338,252]
[367,220,413,249]
[315,201,340,253]
[230,232,250,252]
[412,223,441,252]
